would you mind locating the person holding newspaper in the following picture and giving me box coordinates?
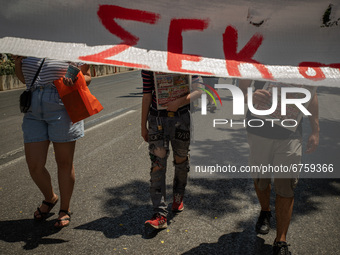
[239,79,319,255]
[141,71,202,230]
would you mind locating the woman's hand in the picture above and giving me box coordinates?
[62,76,77,87]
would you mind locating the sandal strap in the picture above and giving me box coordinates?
[34,198,58,221]
[36,207,48,216]
[59,209,72,217]
[42,200,56,208]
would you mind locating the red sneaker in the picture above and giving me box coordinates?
[145,213,167,229]
[172,193,184,212]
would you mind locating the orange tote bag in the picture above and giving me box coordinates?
[54,72,103,123]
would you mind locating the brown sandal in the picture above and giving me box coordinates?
[34,198,59,221]
[54,210,72,229]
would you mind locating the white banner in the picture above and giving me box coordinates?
[0,0,339,86]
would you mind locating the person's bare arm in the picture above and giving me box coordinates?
[13,56,25,84]
[141,93,152,142]
[80,64,91,86]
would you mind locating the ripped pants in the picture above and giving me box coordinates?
[148,111,190,216]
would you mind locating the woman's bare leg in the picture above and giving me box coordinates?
[25,141,58,218]
[53,141,76,227]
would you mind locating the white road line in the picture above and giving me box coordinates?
[0,155,25,170]
[0,147,24,159]
[0,110,137,170]
[138,141,145,150]
[85,110,136,133]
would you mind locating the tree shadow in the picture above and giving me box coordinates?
[182,224,272,255]
[0,219,65,250]
[182,234,272,255]
[71,163,339,252]
[185,178,258,217]
[73,177,258,242]
[74,209,150,239]
[75,180,175,239]
[77,82,340,251]
[190,134,250,179]
[293,178,340,215]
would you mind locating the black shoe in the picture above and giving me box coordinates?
[273,240,291,255]
[209,104,216,113]
[255,210,271,234]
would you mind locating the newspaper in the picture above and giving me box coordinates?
[251,81,317,131]
[154,72,191,110]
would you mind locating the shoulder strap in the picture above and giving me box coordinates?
[28,58,45,90]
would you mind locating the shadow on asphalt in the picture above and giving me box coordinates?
[0,218,64,250]
[73,177,339,253]
[117,92,143,98]
[182,229,273,255]
[182,179,340,255]
[74,180,185,239]
[1,179,338,253]
[75,180,151,239]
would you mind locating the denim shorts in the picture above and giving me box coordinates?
[22,84,84,143]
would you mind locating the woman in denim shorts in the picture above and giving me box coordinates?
[14,56,91,228]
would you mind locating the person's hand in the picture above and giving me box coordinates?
[163,99,181,112]
[141,126,149,142]
[62,76,77,87]
[306,132,319,154]
[252,89,272,105]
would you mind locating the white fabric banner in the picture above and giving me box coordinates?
[0,0,339,86]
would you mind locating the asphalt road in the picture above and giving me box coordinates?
[0,71,339,255]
